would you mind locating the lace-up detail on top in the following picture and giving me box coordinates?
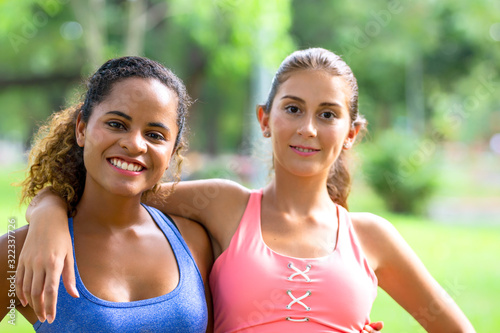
[209,189,378,332]
[287,263,312,282]
[285,263,312,322]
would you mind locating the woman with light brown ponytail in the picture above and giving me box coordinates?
[16,48,473,332]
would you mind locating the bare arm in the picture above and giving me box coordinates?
[17,189,78,324]
[0,225,38,324]
[18,179,249,324]
[144,179,250,252]
[171,215,214,332]
[351,213,475,333]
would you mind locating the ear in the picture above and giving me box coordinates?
[256,105,270,135]
[343,123,361,150]
[75,112,86,147]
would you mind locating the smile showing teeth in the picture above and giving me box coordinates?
[292,146,318,153]
[109,158,144,172]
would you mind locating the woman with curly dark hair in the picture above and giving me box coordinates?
[0,56,212,332]
[15,48,473,332]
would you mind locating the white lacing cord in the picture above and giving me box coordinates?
[287,263,312,282]
[285,263,313,323]
[286,317,309,322]
[286,290,311,311]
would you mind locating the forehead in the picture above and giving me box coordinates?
[92,77,178,122]
[104,77,177,109]
[275,70,350,107]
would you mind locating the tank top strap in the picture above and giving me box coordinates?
[334,204,357,253]
[211,189,263,276]
[142,204,193,267]
[67,204,202,307]
[231,189,263,245]
[335,204,378,285]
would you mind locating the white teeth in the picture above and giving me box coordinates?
[110,158,143,172]
[295,147,316,152]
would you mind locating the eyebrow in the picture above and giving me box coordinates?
[105,111,170,131]
[280,95,343,108]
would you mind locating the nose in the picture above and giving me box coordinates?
[120,130,147,154]
[297,115,317,137]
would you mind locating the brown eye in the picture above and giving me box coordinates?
[146,132,166,141]
[107,121,125,129]
[285,105,300,114]
[320,111,336,119]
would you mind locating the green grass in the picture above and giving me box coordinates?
[370,215,500,332]
[0,165,498,332]
[0,165,30,332]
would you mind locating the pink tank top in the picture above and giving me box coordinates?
[210,190,378,333]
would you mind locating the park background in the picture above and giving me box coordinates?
[0,0,499,331]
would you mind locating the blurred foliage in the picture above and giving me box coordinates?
[360,130,440,214]
[0,0,294,153]
[0,0,498,216]
[0,0,498,154]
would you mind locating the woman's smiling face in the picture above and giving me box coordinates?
[260,69,358,179]
[76,77,179,198]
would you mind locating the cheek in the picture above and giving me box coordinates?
[270,116,293,136]
[156,146,176,168]
[83,128,109,157]
[332,119,351,138]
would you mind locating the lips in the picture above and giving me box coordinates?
[290,145,320,153]
[108,158,145,172]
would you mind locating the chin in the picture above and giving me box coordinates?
[107,184,148,198]
[288,166,326,178]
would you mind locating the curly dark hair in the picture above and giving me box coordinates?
[21,56,191,213]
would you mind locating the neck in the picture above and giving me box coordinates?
[74,184,147,231]
[264,167,335,216]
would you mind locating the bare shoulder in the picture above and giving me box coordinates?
[349,212,398,238]
[348,212,406,272]
[0,224,29,251]
[0,225,30,315]
[168,214,212,253]
[167,215,213,279]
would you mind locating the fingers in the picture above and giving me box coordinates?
[21,268,34,309]
[363,321,384,332]
[31,269,47,322]
[15,264,27,307]
[370,321,384,331]
[362,325,374,333]
[62,253,79,298]
[45,267,63,324]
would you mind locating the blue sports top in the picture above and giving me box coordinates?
[34,204,208,333]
